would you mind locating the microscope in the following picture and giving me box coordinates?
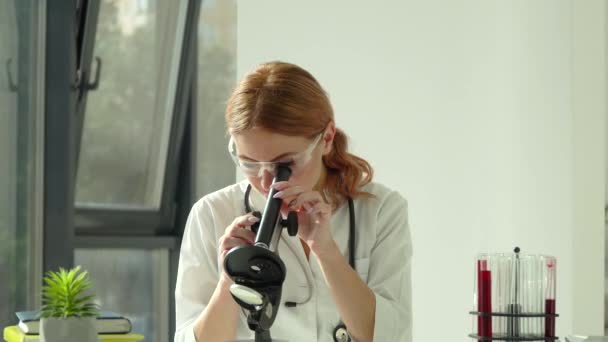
[224,165,298,342]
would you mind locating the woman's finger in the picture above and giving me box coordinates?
[272,185,306,200]
[227,214,260,232]
[310,202,331,222]
[310,201,331,215]
[227,225,256,243]
[270,181,290,191]
[221,236,252,251]
[302,202,313,212]
[289,191,324,210]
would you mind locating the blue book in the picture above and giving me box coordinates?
[15,310,132,335]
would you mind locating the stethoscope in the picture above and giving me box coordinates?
[244,184,356,342]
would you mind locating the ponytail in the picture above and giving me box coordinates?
[323,128,374,207]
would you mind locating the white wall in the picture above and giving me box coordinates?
[571,0,606,334]
[237,0,606,339]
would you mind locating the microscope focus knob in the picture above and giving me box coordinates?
[283,211,298,236]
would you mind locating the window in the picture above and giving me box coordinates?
[75,249,169,342]
[76,0,188,208]
[0,0,44,328]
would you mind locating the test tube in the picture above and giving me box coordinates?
[539,256,545,336]
[523,256,529,336]
[507,248,521,337]
[545,257,556,340]
[495,256,507,336]
[477,257,492,340]
[534,257,542,337]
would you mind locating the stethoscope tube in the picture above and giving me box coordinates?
[244,184,356,342]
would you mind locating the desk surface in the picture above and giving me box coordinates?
[3,326,144,342]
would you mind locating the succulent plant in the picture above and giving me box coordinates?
[41,265,99,319]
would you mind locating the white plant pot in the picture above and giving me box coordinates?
[40,317,98,342]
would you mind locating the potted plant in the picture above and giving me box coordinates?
[39,265,99,342]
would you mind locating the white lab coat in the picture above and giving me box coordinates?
[174,180,412,342]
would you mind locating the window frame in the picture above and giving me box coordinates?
[2,0,47,322]
[44,0,80,273]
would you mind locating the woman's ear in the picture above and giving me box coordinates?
[322,121,336,155]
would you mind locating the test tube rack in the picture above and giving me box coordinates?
[468,247,559,342]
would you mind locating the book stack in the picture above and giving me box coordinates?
[3,311,144,342]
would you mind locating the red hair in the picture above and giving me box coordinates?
[225,61,373,206]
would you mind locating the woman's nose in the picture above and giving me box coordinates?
[260,169,274,192]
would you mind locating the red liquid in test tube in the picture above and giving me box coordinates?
[478,259,492,340]
[545,299,555,337]
[545,259,556,340]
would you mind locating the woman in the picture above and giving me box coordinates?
[175,61,412,342]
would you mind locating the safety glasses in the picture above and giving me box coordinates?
[228,132,323,177]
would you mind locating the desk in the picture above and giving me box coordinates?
[3,326,144,342]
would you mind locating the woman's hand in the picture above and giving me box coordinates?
[271,181,335,254]
[217,213,259,284]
